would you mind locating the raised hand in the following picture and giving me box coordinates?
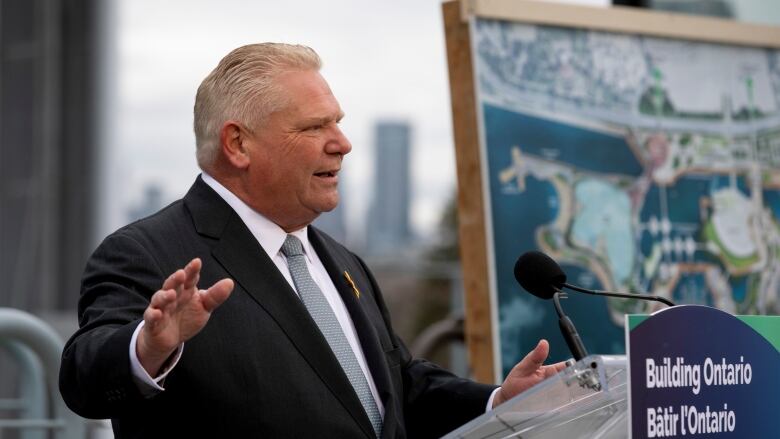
[492,339,567,408]
[136,258,234,376]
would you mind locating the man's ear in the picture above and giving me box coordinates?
[219,121,251,169]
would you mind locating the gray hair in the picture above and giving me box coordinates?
[193,43,322,169]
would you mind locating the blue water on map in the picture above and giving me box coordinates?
[731,276,748,303]
[639,233,654,258]
[483,105,643,176]
[762,190,780,220]
[490,174,572,368]
[665,176,709,224]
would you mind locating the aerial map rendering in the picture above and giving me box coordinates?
[471,19,780,373]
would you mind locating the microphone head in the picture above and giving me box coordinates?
[513,251,567,299]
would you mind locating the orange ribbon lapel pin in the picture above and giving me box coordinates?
[343,271,360,299]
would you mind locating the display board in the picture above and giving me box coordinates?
[443,0,780,382]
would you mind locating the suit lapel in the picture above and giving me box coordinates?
[184,178,375,439]
[309,229,398,439]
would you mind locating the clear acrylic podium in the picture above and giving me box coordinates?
[442,355,628,439]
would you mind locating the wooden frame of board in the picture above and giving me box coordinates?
[442,0,780,383]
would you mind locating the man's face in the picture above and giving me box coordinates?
[241,69,351,231]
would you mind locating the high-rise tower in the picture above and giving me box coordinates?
[367,121,411,254]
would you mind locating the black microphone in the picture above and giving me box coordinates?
[514,251,676,307]
[513,251,589,361]
[514,251,566,300]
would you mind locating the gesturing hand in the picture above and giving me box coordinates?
[137,258,234,376]
[492,339,567,408]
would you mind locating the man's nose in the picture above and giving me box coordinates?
[327,125,352,155]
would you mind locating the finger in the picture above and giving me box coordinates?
[188,272,201,290]
[513,339,550,376]
[200,278,234,312]
[161,269,185,291]
[148,290,177,328]
[182,258,202,290]
[149,289,176,311]
[176,259,202,308]
[543,361,567,378]
[176,271,200,307]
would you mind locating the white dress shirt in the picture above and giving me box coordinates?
[129,173,384,418]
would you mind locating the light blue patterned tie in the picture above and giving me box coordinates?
[281,235,383,438]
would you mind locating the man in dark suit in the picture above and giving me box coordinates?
[59,43,564,438]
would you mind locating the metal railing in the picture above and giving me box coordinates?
[0,308,86,438]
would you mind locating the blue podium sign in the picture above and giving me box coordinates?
[627,305,780,438]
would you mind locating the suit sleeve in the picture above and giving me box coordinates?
[354,256,498,439]
[59,231,167,418]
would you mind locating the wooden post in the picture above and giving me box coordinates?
[443,0,496,383]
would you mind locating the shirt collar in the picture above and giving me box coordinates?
[201,172,313,262]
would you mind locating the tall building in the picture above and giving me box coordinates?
[0,0,103,312]
[367,121,412,255]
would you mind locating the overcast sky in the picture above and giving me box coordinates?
[97,0,610,241]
